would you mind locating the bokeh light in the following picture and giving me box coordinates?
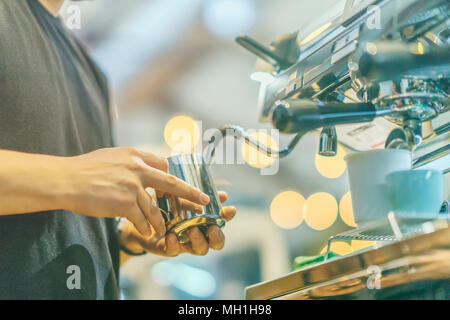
[300,22,332,46]
[339,192,357,227]
[351,240,377,251]
[304,192,338,230]
[202,0,256,39]
[242,132,278,169]
[250,71,275,84]
[315,144,347,179]
[270,191,305,229]
[164,115,200,154]
[151,261,216,298]
[320,241,353,255]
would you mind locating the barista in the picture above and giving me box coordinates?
[0,0,236,299]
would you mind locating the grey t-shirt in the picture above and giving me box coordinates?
[0,0,120,299]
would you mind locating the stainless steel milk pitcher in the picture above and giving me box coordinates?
[157,153,225,243]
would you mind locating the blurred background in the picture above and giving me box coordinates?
[61,0,377,299]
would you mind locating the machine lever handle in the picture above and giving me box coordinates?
[272,99,378,134]
[236,35,290,69]
[359,41,450,81]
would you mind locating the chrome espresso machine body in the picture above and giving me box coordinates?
[230,0,449,172]
[227,0,450,300]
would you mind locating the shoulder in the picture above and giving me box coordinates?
[0,0,36,42]
[0,0,31,25]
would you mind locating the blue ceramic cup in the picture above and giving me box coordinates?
[386,170,444,219]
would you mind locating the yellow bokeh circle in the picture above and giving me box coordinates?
[164,115,200,154]
[242,132,278,169]
[339,192,357,227]
[315,145,347,179]
[351,240,377,251]
[320,241,353,255]
[270,191,305,229]
[304,192,338,230]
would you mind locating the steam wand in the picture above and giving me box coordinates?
[205,99,381,163]
[205,125,305,164]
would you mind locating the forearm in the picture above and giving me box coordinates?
[0,149,70,215]
[0,147,212,247]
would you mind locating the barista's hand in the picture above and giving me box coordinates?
[119,191,236,257]
[62,147,210,238]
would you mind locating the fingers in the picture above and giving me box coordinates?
[156,190,165,198]
[137,189,166,236]
[141,166,210,206]
[167,191,228,212]
[156,226,226,257]
[179,199,204,213]
[138,233,181,257]
[135,150,169,172]
[220,206,236,222]
[218,191,228,203]
[132,149,168,198]
[206,225,225,250]
[187,228,209,256]
[164,233,181,257]
[127,206,152,238]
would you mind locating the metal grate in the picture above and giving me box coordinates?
[324,212,450,260]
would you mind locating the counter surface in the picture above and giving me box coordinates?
[245,226,450,300]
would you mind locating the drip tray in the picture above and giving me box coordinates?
[245,225,450,300]
[324,215,449,260]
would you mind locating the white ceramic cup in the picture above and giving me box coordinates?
[344,149,412,225]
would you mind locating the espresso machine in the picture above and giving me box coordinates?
[212,0,450,299]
